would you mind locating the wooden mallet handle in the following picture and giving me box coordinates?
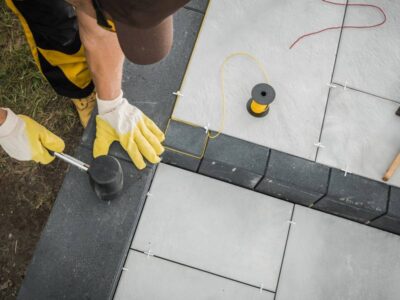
[383,153,400,182]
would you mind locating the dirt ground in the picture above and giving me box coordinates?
[0,3,83,299]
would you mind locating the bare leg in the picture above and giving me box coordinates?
[75,7,124,100]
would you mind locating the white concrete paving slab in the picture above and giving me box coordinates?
[114,251,274,300]
[333,0,400,102]
[172,0,345,160]
[316,87,400,187]
[275,205,400,300]
[132,164,293,292]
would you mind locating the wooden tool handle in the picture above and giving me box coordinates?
[383,153,400,182]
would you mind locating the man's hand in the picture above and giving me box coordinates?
[94,93,165,170]
[0,108,65,164]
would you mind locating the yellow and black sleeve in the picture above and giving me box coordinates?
[6,0,94,99]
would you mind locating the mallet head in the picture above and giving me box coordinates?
[88,155,124,201]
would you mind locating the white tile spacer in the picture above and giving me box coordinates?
[232,168,237,172]
[122,267,129,271]
[343,81,348,90]
[314,142,325,148]
[173,91,184,97]
[327,83,337,88]
[146,192,153,197]
[259,284,263,293]
[288,220,296,225]
[144,249,154,258]
[342,165,351,177]
[204,122,210,133]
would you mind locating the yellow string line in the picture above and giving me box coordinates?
[208,51,270,139]
[165,52,270,159]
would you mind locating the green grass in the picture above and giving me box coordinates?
[0,2,83,298]
[0,4,79,137]
[0,2,82,168]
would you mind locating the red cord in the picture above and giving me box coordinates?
[289,0,386,49]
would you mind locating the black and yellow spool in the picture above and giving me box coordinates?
[247,83,276,117]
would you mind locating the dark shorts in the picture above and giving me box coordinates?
[6,0,94,98]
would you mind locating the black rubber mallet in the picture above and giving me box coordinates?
[50,151,124,201]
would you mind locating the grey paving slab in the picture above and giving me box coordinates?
[162,119,207,171]
[81,8,204,162]
[314,169,388,223]
[114,251,274,300]
[18,147,154,300]
[185,0,209,13]
[275,205,400,300]
[371,187,400,235]
[316,87,400,187]
[132,164,293,292]
[256,150,330,207]
[333,0,400,102]
[172,0,345,161]
[199,133,269,189]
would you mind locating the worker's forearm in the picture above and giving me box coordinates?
[76,9,124,100]
[0,108,8,125]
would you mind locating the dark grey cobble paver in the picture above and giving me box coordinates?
[256,150,330,206]
[371,187,400,235]
[199,133,269,189]
[162,120,207,171]
[314,169,389,223]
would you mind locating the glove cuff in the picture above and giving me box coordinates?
[0,108,19,138]
[97,91,124,115]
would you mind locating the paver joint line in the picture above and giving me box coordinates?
[131,248,276,294]
[315,0,349,161]
[273,206,296,300]
[333,81,400,104]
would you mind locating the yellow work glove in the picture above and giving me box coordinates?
[94,92,165,170]
[0,108,65,164]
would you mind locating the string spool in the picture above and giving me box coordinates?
[247,83,276,117]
